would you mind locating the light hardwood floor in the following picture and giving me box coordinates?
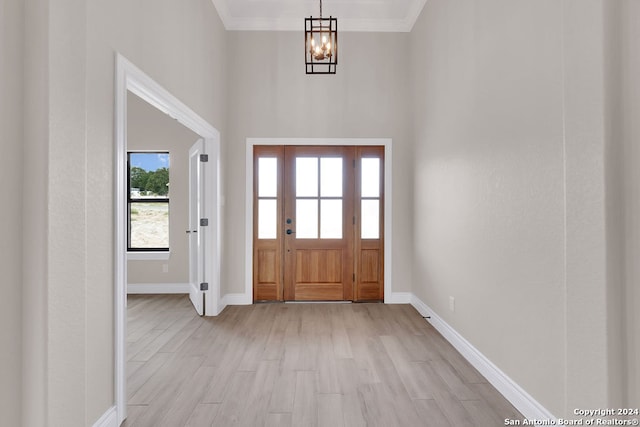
[123,295,522,426]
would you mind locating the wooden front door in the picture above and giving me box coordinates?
[283,146,355,300]
[253,145,384,302]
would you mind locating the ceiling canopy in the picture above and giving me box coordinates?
[211,0,427,32]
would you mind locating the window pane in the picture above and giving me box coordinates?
[361,158,380,198]
[258,157,277,197]
[258,199,277,239]
[296,199,318,238]
[361,200,379,239]
[130,202,169,248]
[320,157,342,197]
[129,152,170,198]
[320,199,342,239]
[296,157,318,197]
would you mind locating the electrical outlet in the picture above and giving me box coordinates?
[162,264,169,273]
[449,296,455,312]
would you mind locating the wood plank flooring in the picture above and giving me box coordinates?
[123,295,522,426]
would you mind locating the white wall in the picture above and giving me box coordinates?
[562,0,612,412]
[603,0,625,408]
[21,0,228,424]
[225,31,413,297]
[411,0,565,413]
[127,92,199,286]
[0,0,24,424]
[14,0,637,423]
[410,0,630,416]
[23,0,49,423]
[618,0,640,406]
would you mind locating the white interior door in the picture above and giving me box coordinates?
[188,139,205,315]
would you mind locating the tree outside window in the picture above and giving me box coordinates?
[127,152,170,251]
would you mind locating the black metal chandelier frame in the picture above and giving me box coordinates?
[304,0,338,74]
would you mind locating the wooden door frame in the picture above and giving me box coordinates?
[245,138,393,303]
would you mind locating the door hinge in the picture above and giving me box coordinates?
[200,154,209,162]
[200,282,209,291]
[353,216,356,225]
[200,218,209,226]
[353,159,356,168]
[353,273,355,282]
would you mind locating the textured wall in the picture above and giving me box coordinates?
[83,1,227,422]
[619,0,640,406]
[0,0,24,424]
[603,0,625,408]
[410,0,625,416]
[21,0,228,424]
[23,0,48,423]
[17,0,637,423]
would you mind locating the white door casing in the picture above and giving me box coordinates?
[245,138,394,304]
[115,53,221,426]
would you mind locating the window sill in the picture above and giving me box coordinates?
[127,251,170,261]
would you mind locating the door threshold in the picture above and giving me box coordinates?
[285,301,353,304]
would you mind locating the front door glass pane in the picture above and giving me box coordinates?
[320,158,342,197]
[320,199,342,238]
[296,199,318,238]
[296,157,318,197]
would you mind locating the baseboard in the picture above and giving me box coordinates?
[92,406,118,427]
[223,293,252,305]
[410,294,556,422]
[385,291,412,304]
[216,291,411,306]
[127,283,190,294]
[214,292,251,315]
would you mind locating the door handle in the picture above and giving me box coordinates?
[286,229,295,235]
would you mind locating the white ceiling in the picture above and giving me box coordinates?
[211,0,428,32]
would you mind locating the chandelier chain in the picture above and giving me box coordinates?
[320,0,323,18]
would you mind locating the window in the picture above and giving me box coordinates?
[360,157,380,239]
[257,157,278,239]
[127,152,170,251]
[295,156,343,239]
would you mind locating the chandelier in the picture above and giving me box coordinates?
[305,0,337,74]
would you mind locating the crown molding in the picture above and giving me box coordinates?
[211,0,427,33]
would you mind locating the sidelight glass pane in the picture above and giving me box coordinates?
[258,157,278,197]
[296,157,318,197]
[258,199,277,239]
[129,202,169,248]
[361,200,380,239]
[320,199,342,239]
[296,199,318,238]
[361,158,380,198]
[320,158,342,197]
